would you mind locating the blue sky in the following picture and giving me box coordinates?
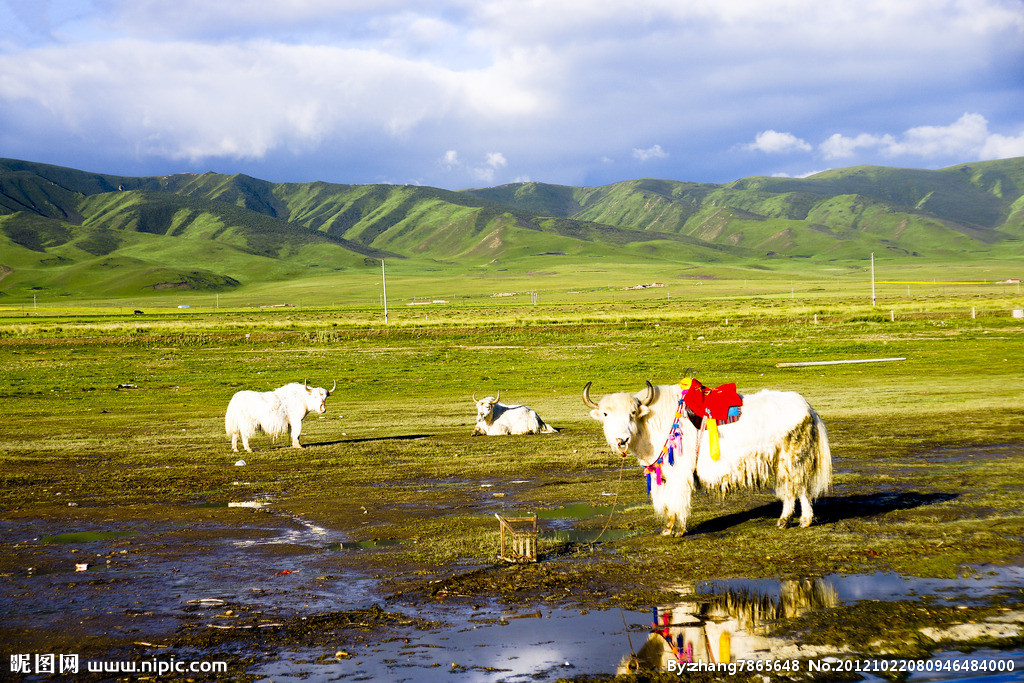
[1,0,1023,190]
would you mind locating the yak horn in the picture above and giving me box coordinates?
[494,390,500,403]
[638,380,655,406]
[304,379,308,389]
[472,392,478,402]
[582,381,599,409]
[328,380,336,395]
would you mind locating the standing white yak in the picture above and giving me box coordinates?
[225,380,335,453]
[583,380,831,536]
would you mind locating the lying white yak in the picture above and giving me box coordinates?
[471,391,558,436]
[225,380,335,452]
[584,380,831,536]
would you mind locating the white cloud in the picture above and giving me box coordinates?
[633,144,668,162]
[440,150,512,183]
[0,38,543,164]
[887,112,990,157]
[819,113,1023,163]
[772,169,830,178]
[442,150,460,169]
[820,132,896,159]
[981,132,1024,159]
[745,130,812,154]
[1,1,1022,187]
[473,152,509,182]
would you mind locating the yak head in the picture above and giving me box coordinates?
[472,391,501,423]
[583,381,655,456]
[304,379,336,414]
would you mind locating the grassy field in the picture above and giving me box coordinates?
[3,269,1022,537]
[2,268,1023,675]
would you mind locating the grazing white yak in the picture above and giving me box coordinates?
[225,380,335,452]
[583,380,831,536]
[471,391,558,436]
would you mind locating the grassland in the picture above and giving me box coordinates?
[3,269,1022,551]
[1,268,1023,677]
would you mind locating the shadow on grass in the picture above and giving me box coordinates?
[315,434,433,446]
[688,491,959,536]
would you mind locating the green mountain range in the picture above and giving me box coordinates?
[1,157,1022,298]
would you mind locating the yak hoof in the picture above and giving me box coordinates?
[799,518,813,528]
[776,518,790,529]
[660,528,674,536]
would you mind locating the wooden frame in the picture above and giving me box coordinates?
[494,513,538,563]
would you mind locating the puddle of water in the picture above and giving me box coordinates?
[39,531,135,543]
[232,516,332,548]
[253,606,646,683]
[195,494,275,509]
[698,566,1024,606]
[534,503,614,531]
[227,500,271,509]
[7,509,1022,682]
[248,568,1024,682]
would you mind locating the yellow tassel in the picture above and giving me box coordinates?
[708,418,720,461]
[719,631,731,663]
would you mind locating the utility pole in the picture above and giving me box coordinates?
[382,259,389,324]
[871,252,876,306]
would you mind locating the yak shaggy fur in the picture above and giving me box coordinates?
[586,382,831,536]
[225,381,333,453]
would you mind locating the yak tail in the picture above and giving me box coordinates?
[808,411,833,498]
[540,420,558,434]
[225,402,242,437]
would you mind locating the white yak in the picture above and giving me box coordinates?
[226,380,335,452]
[584,380,831,536]
[471,391,558,436]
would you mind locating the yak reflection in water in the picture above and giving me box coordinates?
[621,579,838,674]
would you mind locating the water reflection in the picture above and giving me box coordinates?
[620,579,838,674]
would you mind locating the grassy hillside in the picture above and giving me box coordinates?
[1,157,1023,302]
[469,159,1024,259]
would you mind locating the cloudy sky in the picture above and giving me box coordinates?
[1,0,1023,190]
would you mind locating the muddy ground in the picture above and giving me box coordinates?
[3,438,1023,682]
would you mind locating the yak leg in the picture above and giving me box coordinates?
[798,492,814,528]
[777,496,796,529]
[231,434,239,453]
[235,433,253,453]
[662,513,685,537]
[290,422,303,448]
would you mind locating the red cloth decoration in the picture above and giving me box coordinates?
[683,378,742,421]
